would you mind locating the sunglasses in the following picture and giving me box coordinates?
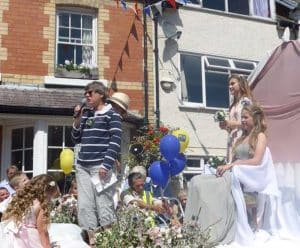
[84,90,101,97]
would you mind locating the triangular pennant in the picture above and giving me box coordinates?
[154,2,163,16]
[135,1,140,14]
[124,42,130,56]
[118,58,123,70]
[143,6,151,17]
[167,0,177,9]
[121,0,127,10]
[130,23,138,40]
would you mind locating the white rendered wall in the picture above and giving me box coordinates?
[156,7,283,157]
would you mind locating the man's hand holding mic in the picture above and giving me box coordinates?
[73,99,86,128]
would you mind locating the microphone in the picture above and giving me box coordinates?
[73,98,86,118]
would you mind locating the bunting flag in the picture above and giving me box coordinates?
[154,2,163,16]
[167,0,177,9]
[144,6,151,17]
[121,0,127,10]
[134,1,140,14]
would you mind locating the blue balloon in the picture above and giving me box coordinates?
[149,160,170,188]
[169,153,186,176]
[159,135,180,161]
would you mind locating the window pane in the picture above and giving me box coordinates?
[57,44,74,65]
[11,151,22,170]
[71,14,81,28]
[24,149,33,171]
[203,0,225,11]
[207,57,230,67]
[71,28,81,40]
[83,15,93,29]
[186,159,201,168]
[228,0,249,15]
[205,72,229,108]
[65,126,73,147]
[59,13,69,27]
[181,54,203,103]
[59,28,69,39]
[76,46,83,65]
[48,126,63,146]
[25,127,33,148]
[83,30,92,44]
[234,61,254,70]
[12,129,23,149]
[48,148,61,169]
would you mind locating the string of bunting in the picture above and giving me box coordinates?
[114,0,187,17]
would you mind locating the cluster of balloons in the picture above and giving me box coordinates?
[149,129,189,188]
[60,149,74,174]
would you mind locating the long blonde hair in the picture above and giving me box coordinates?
[3,174,59,225]
[228,74,253,110]
[233,104,267,157]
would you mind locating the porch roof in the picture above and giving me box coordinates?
[0,84,143,125]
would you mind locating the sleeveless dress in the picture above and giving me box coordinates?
[0,200,43,248]
[231,145,300,247]
[227,97,252,162]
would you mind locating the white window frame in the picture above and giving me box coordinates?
[10,126,34,175]
[55,8,98,68]
[179,53,257,109]
[187,0,276,20]
[47,125,73,175]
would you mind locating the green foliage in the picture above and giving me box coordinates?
[126,126,170,170]
[50,195,78,224]
[95,205,215,248]
[208,156,226,169]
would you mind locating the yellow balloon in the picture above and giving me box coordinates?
[172,129,190,153]
[60,149,74,174]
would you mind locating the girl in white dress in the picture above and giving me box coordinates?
[1,174,60,248]
[219,74,254,163]
[217,104,300,247]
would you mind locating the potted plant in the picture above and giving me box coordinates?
[55,60,98,79]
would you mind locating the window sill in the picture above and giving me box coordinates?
[44,76,108,87]
[178,101,227,113]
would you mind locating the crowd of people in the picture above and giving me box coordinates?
[0,77,299,247]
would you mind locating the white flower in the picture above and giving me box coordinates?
[214,110,226,122]
[64,60,70,65]
[241,97,252,107]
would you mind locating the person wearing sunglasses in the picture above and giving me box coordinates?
[71,81,122,233]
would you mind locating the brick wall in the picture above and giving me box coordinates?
[0,0,155,121]
[1,0,49,76]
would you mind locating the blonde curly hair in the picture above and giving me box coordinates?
[3,174,59,225]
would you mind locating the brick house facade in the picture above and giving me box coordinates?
[0,0,154,179]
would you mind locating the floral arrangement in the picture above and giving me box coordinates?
[56,60,91,74]
[213,110,227,122]
[126,125,170,170]
[207,156,226,169]
[50,195,78,224]
[95,205,214,248]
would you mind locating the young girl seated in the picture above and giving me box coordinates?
[0,174,60,248]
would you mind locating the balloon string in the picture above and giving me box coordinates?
[161,176,170,198]
[63,174,67,195]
